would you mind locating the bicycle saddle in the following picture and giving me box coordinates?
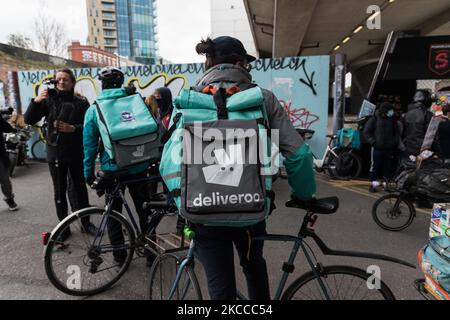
[97,169,129,180]
[286,196,339,214]
[326,134,337,139]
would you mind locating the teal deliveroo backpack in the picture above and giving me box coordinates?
[95,91,162,168]
[159,85,275,227]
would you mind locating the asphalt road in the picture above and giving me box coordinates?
[0,161,429,300]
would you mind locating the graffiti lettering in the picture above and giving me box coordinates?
[252,57,318,95]
[280,100,319,129]
[124,63,205,78]
[299,61,317,96]
[18,55,329,158]
[20,70,55,86]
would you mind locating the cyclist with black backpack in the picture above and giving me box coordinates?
[160,36,316,300]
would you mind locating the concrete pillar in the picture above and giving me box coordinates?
[332,54,346,134]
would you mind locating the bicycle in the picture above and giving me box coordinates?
[31,122,47,160]
[148,196,415,300]
[296,128,362,180]
[43,167,177,296]
[372,158,450,231]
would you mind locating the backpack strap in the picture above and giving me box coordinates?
[213,87,229,120]
[161,112,182,144]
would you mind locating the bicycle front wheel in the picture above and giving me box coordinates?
[31,140,44,160]
[148,253,202,300]
[282,265,395,300]
[44,208,136,296]
[372,193,415,231]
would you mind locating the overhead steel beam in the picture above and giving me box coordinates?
[273,0,319,58]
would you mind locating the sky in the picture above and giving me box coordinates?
[0,0,211,63]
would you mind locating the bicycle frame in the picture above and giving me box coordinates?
[167,211,416,301]
[311,135,340,170]
[253,212,415,300]
[89,174,163,254]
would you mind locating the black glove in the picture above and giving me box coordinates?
[286,194,316,209]
[86,176,96,187]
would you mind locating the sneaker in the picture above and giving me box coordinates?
[56,228,71,242]
[81,222,99,236]
[5,198,18,211]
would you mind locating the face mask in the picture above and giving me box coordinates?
[387,110,394,117]
[155,98,163,108]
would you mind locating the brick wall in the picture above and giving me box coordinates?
[0,43,89,83]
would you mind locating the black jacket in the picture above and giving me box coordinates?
[402,102,433,156]
[438,118,450,159]
[0,116,15,167]
[363,112,400,150]
[24,91,90,163]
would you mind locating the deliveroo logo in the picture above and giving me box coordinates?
[121,111,135,122]
[132,145,145,158]
[202,144,243,187]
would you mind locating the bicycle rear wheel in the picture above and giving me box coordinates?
[148,253,202,300]
[372,193,415,231]
[334,151,362,179]
[282,265,395,300]
[44,208,136,296]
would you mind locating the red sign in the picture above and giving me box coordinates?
[429,44,450,76]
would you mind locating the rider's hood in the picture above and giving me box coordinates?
[97,88,127,101]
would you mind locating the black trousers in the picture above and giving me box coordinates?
[194,221,270,300]
[107,175,150,261]
[48,161,89,222]
[369,148,395,182]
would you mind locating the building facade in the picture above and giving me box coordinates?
[210,0,258,59]
[86,0,158,65]
[68,41,119,67]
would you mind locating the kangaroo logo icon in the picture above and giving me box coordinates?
[202,144,244,187]
[132,145,145,158]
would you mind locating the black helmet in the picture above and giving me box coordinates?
[98,66,124,89]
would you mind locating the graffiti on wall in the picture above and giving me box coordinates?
[18,55,330,157]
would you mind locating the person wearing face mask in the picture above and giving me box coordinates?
[24,69,96,237]
[363,102,401,192]
[153,87,173,135]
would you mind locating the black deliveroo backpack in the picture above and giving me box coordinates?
[159,85,275,227]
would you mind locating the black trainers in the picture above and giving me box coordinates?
[81,222,99,236]
[56,228,71,242]
[5,198,18,211]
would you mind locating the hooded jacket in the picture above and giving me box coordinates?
[83,88,149,181]
[155,87,173,133]
[195,63,316,199]
[363,110,400,150]
[24,91,89,163]
[402,102,433,156]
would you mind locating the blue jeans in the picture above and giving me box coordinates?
[194,221,270,300]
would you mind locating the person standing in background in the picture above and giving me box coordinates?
[24,69,95,238]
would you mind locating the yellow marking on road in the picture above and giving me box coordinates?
[316,174,431,215]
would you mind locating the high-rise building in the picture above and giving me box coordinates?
[86,0,158,65]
